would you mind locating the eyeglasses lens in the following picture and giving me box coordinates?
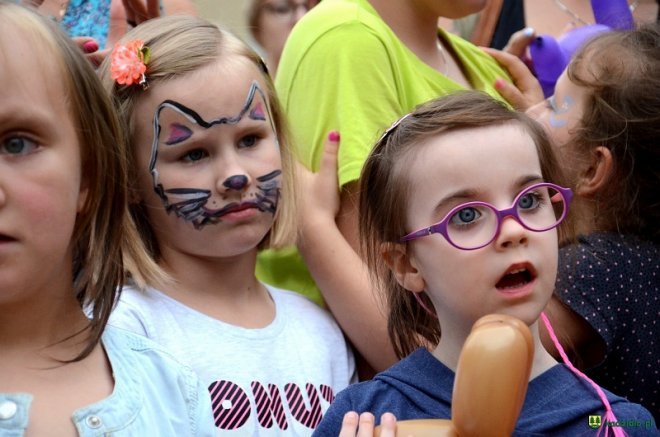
[447,185,566,250]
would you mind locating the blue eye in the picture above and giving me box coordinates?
[518,192,540,210]
[1,136,38,156]
[450,207,481,225]
[182,149,207,162]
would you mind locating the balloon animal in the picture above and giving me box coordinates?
[374,314,534,437]
[530,0,634,97]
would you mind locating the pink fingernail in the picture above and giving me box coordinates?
[494,78,506,89]
[328,131,340,142]
[83,40,99,53]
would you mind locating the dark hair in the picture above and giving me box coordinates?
[359,91,569,358]
[567,23,660,243]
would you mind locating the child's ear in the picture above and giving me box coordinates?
[576,146,613,198]
[381,242,426,293]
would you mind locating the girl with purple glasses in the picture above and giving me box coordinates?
[311,91,654,436]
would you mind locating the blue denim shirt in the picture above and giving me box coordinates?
[0,326,216,436]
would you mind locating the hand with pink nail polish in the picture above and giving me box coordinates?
[481,46,544,111]
[296,131,341,245]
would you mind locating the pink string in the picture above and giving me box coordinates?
[540,312,626,437]
[413,292,438,319]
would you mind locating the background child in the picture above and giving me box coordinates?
[0,2,214,435]
[524,24,660,419]
[488,23,659,418]
[99,15,355,436]
[312,92,655,435]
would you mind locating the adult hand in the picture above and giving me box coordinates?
[338,412,397,437]
[502,27,535,59]
[482,47,545,111]
[296,131,341,244]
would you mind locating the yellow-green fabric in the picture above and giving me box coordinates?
[257,0,511,306]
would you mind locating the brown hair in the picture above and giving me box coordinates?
[99,15,297,261]
[0,2,161,360]
[359,91,570,358]
[567,23,660,243]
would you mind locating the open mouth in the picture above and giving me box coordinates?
[496,264,536,290]
[0,234,15,242]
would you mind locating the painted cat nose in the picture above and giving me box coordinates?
[223,174,249,191]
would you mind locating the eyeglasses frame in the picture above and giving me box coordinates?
[400,182,573,250]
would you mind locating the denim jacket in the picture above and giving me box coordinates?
[0,326,216,436]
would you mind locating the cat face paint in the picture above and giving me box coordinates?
[149,80,282,230]
[547,95,573,128]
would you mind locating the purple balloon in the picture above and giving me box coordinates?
[558,24,610,57]
[529,0,632,97]
[530,24,611,97]
[591,0,634,30]
[529,35,566,97]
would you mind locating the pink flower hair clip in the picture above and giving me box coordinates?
[110,39,151,89]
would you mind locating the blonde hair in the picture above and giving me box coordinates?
[99,15,297,261]
[0,1,162,360]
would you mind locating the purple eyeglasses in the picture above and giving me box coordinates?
[401,183,573,250]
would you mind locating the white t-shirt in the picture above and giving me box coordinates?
[109,283,356,436]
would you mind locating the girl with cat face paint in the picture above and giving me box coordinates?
[99,15,355,436]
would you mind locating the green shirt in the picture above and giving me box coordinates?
[257,0,511,305]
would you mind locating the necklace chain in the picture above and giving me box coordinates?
[437,38,449,77]
[553,0,640,26]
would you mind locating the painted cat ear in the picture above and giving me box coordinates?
[156,105,199,147]
[249,102,267,121]
[245,82,271,123]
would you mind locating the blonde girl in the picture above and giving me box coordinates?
[0,2,214,435]
[100,15,355,436]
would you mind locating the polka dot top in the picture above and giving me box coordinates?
[555,232,659,420]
